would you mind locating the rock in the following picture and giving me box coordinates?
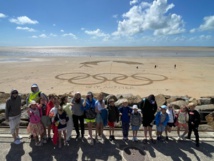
[115,94,141,105]
[0,113,5,123]
[155,94,166,107]
[198,98,214,105]
[170,100,188,109]
[0,108,5,114]
[21,109,29,121]
[105,94,118,103]
[1,120,9,126]
[163,95,171,99]
[205,111,214,130]
[195,104,214,111]
[167,96,190,104]
[19,120,29,126]
[189,98,199,106]
[115,99,125,107]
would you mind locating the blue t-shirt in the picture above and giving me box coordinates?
[119,106,132,123]
[84,98,96,110]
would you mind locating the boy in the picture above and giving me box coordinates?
[187,103,200,147]
[119,99,132,141]
[155,105,169,141]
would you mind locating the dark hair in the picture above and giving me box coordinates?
[60,95,67,107]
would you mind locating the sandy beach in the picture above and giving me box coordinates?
[0,55,213,99]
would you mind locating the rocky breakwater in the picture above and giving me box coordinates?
[0,92,214,127]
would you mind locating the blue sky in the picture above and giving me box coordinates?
[0,0,214,46]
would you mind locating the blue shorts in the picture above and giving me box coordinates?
[96,114,103,124]
[132,125,140,131]
[156,125,166,132]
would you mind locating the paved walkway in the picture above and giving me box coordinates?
[0,127,214,161]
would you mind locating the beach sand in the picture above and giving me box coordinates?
[0,56,213,98]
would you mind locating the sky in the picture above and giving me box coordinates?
[0,0,214,46]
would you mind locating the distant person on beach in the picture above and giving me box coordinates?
[187,103,200,147]
[71,92,85,139]
[155,105,169,141]
[27,83,48,105]
[83,92,96,144]
[174,64,176,69]
[154,65,157,68]
[95,92,106,142]
[119,99,132,141]
[5,89,22,145]
[130,105,142,142]
[61,95,73,143]
[27,100,45,146]
[139,94,157,144]
[107,98,119,141]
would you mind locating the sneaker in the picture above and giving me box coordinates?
[132,137,135,142]
[185,136,191,140]
[165,136,169,141]
[196,143,200,147]
[150,139,156,144]
[16,135,23,140]
[143,139,147,144]
[75,134,80,139]
[109,135,113,141]
[135,137,138,142]
[14,139,22,145]
[81,134,84,139]
[157,136,160,141]
[112,135,115,140]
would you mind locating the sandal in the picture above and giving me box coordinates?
[143,139,148,144]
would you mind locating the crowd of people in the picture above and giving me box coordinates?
[5,84,201,148]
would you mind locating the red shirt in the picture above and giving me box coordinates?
[46,101,54,116]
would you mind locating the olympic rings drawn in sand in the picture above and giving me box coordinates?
[55,73,168,86]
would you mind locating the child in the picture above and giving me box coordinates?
[27,100,44,146]
[119,99,132,141]
[177,106,189,140]
[95,93,106,141]
[107,99,119,141]
[165,104,176,140]
[130,105,142,142]
[54,106,69,148]
[61,96,73,143]
[187,103,200,147]
[155,105,169,141]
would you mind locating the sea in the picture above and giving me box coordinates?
[0,47,214,59]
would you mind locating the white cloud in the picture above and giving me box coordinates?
[199,35,212,40]
[81,28,85,31]
[50,33,57,37]
[130,0,138,5]
[9,16,38,25]
[62,33,77,39]
[16,26,36,32]
[60,29,64,32]
[85,29,109,38]
[32,35,38,38]
[113,14,118,18]
[0,13,6,18]
[190,28,196,33]
[113,0,185,36]
[199,15,214,31]
[39,34,47,38]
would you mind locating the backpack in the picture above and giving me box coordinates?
[84,108,96,119]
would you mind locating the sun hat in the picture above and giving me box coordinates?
[28,100,36,107]
[122,99,128,103]
[132,105,138,110]
[160,105,167,109]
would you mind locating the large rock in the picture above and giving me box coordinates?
[1,120,9,126]
[189,98,199,106]
[19,120,29,126]
[205,111,214,130]
[170,100,188,109]
[198,98,214,105]
[21,109,29,121]
[115,94,141,105]
[105,94,118,103]
[0,108,5,114]
[155,94,166,107]
[195,104,214,111]
[0,113,5,123]
[167,96,190,104]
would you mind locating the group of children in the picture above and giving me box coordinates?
[26,92,201,148]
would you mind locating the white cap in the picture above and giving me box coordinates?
[31,84,38,88]
[132,105,138,110]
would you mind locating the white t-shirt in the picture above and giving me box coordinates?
[166,109,174,123]
[49,107,58,122]
[95,100,105,112]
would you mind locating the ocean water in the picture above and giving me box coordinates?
[0,46,214,58]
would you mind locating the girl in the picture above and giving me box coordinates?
[130,105,142,142]
[54,106,69,148]
[95,93,106,141]
[27,100,44,146]
[165,104,176,140]
[61,96,73,142]
[107,99,119,141]
[177,106,189,140]
[83,92,96,144]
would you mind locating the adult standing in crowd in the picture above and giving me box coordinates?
[5,89,22,144]
[139,94,157,144]
[72,92,85,139]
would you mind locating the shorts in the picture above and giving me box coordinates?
[108,121,115,128]
[167,123,174,127]
[156,125,166,132]
[41,116,51,127]
[178,123,188,128]
[9,115,21,134]
[96,114,103,124]
[85,119,95,123]
[143,120,154,127]
[132,125,140,131]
